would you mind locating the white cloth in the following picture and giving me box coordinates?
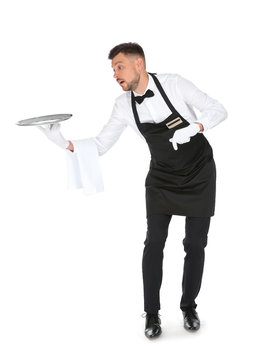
[66,138,104,196]
[92,73,228,156]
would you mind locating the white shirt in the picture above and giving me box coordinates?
[92,73,228,156]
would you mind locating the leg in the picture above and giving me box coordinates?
[180,216,211,311]
[142,213,172,313]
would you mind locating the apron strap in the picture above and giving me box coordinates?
[131,72,180,128]
[148,72,178,114]
[131,91,142,128]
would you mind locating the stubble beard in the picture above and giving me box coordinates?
[124,74,140,91]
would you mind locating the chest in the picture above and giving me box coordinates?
[131,94,193,124]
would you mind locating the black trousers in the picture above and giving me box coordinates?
[142,214,211,313]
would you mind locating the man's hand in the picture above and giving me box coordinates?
[169,123,201,151]
[38,123,69,149]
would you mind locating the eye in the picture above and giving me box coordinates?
[118,65,123,70]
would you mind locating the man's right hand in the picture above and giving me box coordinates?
[38,123,70,149]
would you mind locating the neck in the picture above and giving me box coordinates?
[134,71,149,94]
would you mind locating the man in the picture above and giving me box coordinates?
[41,42,227,339]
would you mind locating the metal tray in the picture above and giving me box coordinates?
[16,113,72,126]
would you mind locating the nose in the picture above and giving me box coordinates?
[113,70,118,79]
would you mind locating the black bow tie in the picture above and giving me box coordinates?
[134,89,154,104]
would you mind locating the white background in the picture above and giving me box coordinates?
[1,0,273,358]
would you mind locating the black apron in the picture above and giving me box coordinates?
[131,73,216,217]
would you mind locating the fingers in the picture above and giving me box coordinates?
[37,125,46,134]
[51,123,60,130]
[173,139,178,151]
[169,136,191,150]
[38,123,60,132]
[37,123,56,136]
[169,138,178,151]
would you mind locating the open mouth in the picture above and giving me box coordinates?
[118,79,125,86]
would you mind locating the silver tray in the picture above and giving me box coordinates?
[16,113,72,126]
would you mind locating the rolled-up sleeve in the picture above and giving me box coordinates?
[176,75,228,132]
[92,99,128,155]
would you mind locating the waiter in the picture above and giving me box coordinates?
[41,42,227,339]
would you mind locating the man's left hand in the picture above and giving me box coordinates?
[169,123,201,151]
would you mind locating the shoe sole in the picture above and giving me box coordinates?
[145,328,162,339]
[184,324,200,331]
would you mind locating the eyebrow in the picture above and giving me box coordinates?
[112,61,124,67]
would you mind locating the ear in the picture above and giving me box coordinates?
[136,57,144,71]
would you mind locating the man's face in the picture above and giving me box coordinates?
[111,52,141,91]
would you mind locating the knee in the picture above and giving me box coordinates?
[183,234,208,254]
[144,228,168,247]
[144,222,169,253]
[144,215,170,246]
[183,217,210,253]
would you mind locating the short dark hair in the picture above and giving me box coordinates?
[108,42,145,63]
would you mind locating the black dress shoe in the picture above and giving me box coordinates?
[182,308,200,331]
[144,313,162,339]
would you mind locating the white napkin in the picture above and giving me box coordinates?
[66,138,104,195]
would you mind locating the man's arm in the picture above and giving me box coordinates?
[176,75,228,131]
[66,100,128,155]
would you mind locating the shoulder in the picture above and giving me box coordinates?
[114,91,131,107]
[154,73,196,99]
[111,92,132,121]
[155,73,179,81]
[156,73,194,87]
